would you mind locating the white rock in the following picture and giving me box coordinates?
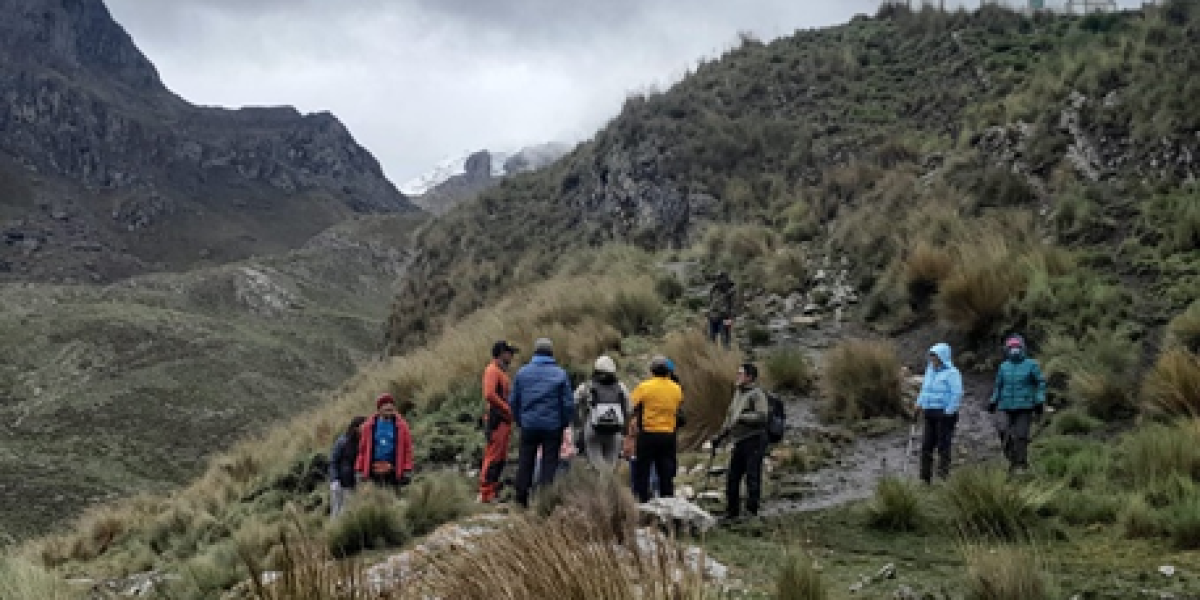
[639,497,717,534]
[1159,565,1176,577]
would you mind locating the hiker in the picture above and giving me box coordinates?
[329,415,366,518]
[510,337,574,507]
[915,343,964,484]
[987,335,1047,474]
[535,424,577,483]
[713,363,769,520]
[708,272,737,348]
[354,393,414,489]
[479,341,518,503]
[630,356,684,502]
[574,356,632,470]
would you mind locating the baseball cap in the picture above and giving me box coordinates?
[492,340,519,357]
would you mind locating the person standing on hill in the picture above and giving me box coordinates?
[479,341,518,504]
[916,343,963,484]
[630,356,684,502]
[355,394,414,489]
[329,415,366,518]
[575,356,632,470]
[510,337,574,507]
[988,335,1047,475]
[709,271,737,348]
[713,363,769,521]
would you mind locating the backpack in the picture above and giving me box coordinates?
[765,392,786,444]
[588,383,628,435]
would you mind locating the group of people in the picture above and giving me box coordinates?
[914,334,1048,483]
[479,336,774,519]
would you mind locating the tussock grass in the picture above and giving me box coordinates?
[1044,408,1102,436]
[962,544,1054,600]
[774,552,828,600]
[1117,420,1200,489]
[820,340,905,422]
[942,467,1054,541]
[607,288,667,337]
[764,348,816,394]
[655,272,686,302]
[404,472,475,538]
[1044,329,1139,420]
[936,239,1027,338]
[1166,493,1200,549]
[1166,302,1200,354]
[1141,349,1200,418]
[664,330,744,449]
[0,553,79,600]
[764,247,809,295]
[865,477,925,532]
[1120,495,1166,539]
[532,468,639,544]
[903,242,954,309]
[325,485,408,559]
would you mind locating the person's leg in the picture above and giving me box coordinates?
[744,436,767,516]
[632,439,652,502]
[480,421,510,503]
[537,430,563,487]
[601,434,620,470]
[721,319,732,349]
[725,438,749,518]
[936,413,958,480]
[514,429,540,507]
[1010,411,1033,469]
[919,409,941,483]
[330,486,344,518]
[996,412,1013,464]
[651,432,677,498]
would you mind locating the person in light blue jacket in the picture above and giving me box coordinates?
[915,343,964,483]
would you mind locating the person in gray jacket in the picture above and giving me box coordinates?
[574,355,633,470]
[328,416,366,518]
[713,363,769,520]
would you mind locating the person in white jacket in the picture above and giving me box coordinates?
[574,356,632,470]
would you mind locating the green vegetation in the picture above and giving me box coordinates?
[865,477,925,532]
[764,348,815,394]
[942,467,1053,541]
[774,552,828,600]
[819,340,904,421]
[962,544,1055,600]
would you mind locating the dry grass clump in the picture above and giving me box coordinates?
[942,467,1055,541]
[663,330,744,449]
[1141,349,1200,418]
[532,468,639,544]
[819,340,905,421]
[1117,420,1200,489]
[0,553,80,600]
[865,477,925,532]
[936,239,1027,338]
[774,551,828,600]
[962,544,1054,600]
[1166,302,1200,354]
[764,348,816,394]
[403,472,476,538]
[903,242,954,309]
[1044,329,1140,420]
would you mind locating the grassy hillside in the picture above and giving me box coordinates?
[0,213,424,540]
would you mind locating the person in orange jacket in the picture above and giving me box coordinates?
[479,341,517,503]
[355,393,414,489]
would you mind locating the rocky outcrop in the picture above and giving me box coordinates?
[0,0,414,282]
[410,143,571,215]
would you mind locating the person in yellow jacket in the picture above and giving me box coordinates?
[630,355,684,502]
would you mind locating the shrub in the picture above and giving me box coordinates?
[936,241,1026,339]
[606,288,666,337]
[1166,494,1200,549]
[1045,408,1102,436]
[1166,302,1200,354]
[1033,436,1110,490]
[325,486,409,558]
[665,330,744,449]
[532,468,639,544]
[764,247,809,295]
[0,554,78,600]
[654,273,686,303]
[1047,489,1121,525]
[765,348,815,393]
[775,552,828,600]
[903,242,954,309]
[962,544,1053,600]
[942,467,1054,541]
[747,324,773,347]
[820,340,905,421]
[404,472,474,538]
[1118,421,1200,490]
[866,477,924,532]
[1120,495,1166,539]
[1141,349,1200,418]
[1044,329,1140,420]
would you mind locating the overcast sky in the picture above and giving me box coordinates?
[103,0,1143,186]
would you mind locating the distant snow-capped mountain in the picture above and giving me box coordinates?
[401,142,570,214]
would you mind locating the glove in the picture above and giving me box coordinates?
[330,481,340,492]
[986,403,998,414]
[1033,404,1044,416]
[399,472,412,486]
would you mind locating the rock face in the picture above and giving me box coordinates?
[407,143,570,215]
[0,0,415,282]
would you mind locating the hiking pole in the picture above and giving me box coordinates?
[902,409,921,477]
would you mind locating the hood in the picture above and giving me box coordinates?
[929,343,954,369]
[1004,334,1027,360]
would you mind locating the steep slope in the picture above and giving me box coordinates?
[387,4,1199,352]
[0,0,416,283]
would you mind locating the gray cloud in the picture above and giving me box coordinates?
[103,0,1143,185]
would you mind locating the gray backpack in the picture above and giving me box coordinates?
[588,383,628,435]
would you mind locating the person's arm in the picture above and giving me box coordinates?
[329,436,345,482]
[989,367,1003,409]
[736,390,768,426]
[560,372,575,430]
[620,383,633,435]
[945,371,964,415]
[353,422,370,478]
[483,367,512,421]
[399,420,415,481]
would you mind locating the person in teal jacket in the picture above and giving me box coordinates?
[987,335,1047,473]
[916,343,964,483]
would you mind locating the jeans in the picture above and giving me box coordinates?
[515,428,564,506]
[633,432,677,502]
[708,316,731,348]
[726,434,766,518]
[919,409,958,482]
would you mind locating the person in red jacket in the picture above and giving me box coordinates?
[355,393,414,489]
[480,341,517,503]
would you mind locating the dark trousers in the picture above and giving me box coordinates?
[726,434,767,518]
[515,428,563,506]
[633,432,677,502]
[369,472,400,489]
[999,410,1034,470]
[708,316,731,348]
[919,409,958,482]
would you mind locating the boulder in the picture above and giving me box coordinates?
[638,497,718,534]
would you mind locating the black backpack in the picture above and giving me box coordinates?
[766,392,786,444]
[588,383,628,435]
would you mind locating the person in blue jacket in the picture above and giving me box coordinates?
[510,337,574,507]
[916,343,964,484]
[987,335,1047,474]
